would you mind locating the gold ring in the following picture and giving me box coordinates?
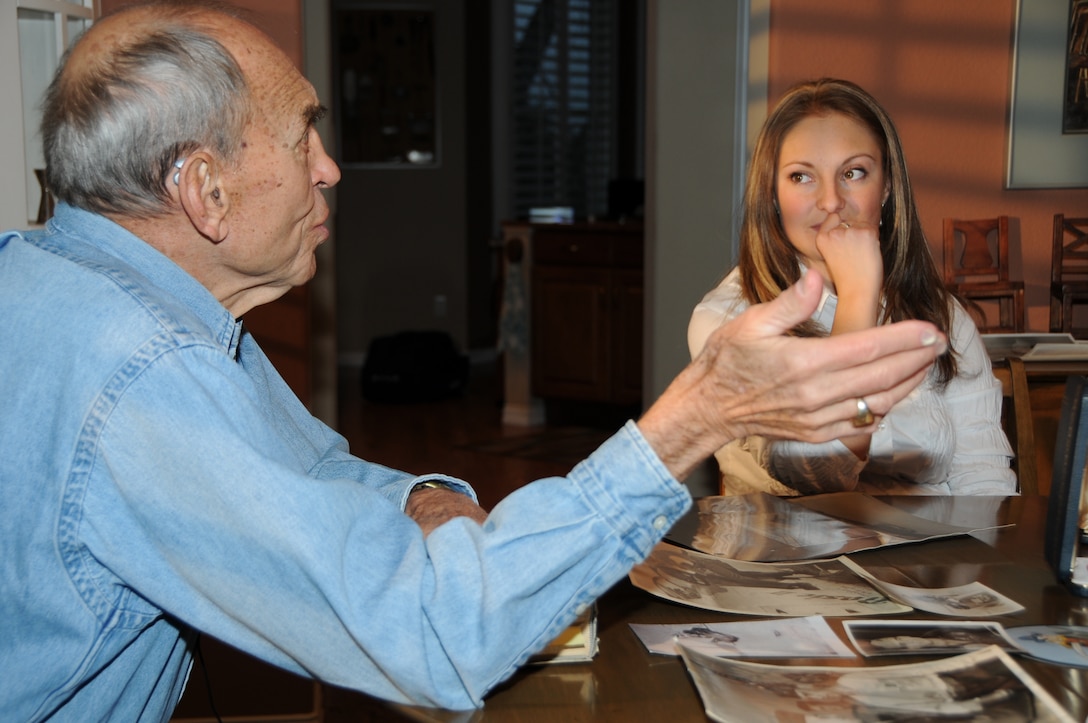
[839,221,850,229]
[852,398,875,427]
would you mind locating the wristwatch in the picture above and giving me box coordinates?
[410,480,454,494]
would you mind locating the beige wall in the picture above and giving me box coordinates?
[768,0,1088,331]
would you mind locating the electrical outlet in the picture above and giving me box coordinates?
[433,294,447,318]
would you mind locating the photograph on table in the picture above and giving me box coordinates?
[665,492,999,562]
[629,542,910,617]
[838,557,1024,618]
[678,643,1074,723]
[629,616,854,658]
[843,619,1022,657]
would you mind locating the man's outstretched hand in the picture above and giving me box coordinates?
[638,270,946,481]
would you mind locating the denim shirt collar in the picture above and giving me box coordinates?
[47,203,244,359]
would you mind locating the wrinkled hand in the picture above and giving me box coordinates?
[637,270,945,480]
[406,487,489,536]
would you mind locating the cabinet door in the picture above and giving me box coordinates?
[531,266,610,401]
[611,268,644,403]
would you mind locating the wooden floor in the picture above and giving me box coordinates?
[338,358,598,510]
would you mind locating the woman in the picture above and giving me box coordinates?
[688,78,1014,496]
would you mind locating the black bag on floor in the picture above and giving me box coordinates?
[361,330,469,403]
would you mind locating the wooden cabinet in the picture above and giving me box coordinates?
[527,223,644,405]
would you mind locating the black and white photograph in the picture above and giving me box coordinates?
[839,557,1025,618]
[629,616,854,658]
[844,619,1022,657]
[666,492,993,562]
[629,542,911,617]
[678,644,1075,723]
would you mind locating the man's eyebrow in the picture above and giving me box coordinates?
[304,104,328,127]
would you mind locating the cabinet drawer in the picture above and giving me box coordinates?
[532,233,614,266]
[532,231,642,268]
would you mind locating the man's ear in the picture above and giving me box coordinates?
[175,153,230,242]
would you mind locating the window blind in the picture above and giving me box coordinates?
[512,0,617,220]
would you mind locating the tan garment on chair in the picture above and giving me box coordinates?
[715,437,800,497]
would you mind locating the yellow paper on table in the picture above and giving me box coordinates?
[528,606,598,664]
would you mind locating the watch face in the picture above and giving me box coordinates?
[1006,625,1088,668]
[412,481,450,493]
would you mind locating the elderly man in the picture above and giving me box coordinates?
[0,1,945,719]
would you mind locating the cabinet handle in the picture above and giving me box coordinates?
[569,244,579,253]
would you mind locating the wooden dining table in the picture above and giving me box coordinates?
[339,495,1088,722]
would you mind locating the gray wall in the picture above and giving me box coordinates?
[644,0,767,495]
[334,0,469,363]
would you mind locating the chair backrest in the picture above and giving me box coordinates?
[992,357,1038,495]
[943,217,1010,286]
[1051,214,1088,286]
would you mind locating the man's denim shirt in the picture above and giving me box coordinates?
[0,204,690,721]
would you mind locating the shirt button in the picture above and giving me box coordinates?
[574,603,588,616]
[652,515,668,530]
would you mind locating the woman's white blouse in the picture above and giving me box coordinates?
[688,268,1016,496]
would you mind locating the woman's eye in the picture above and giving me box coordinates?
[789,171,810,184]
[844,167,868,181]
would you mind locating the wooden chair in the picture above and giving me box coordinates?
[1049,214,1088,337]
[991,357,1038,496]
[942,216,1025,333]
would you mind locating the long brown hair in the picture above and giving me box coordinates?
[737,78,956,384]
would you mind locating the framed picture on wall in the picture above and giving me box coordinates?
[331,3,439,168]
[1007,0,1088,188]
[1064,0,1088,132]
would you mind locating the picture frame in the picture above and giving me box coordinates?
[1007,0,1088,188]
[1044,375,1088,597]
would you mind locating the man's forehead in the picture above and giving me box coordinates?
[210,16,319,123]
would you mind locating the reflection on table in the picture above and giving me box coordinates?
[329,496,1088,722]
